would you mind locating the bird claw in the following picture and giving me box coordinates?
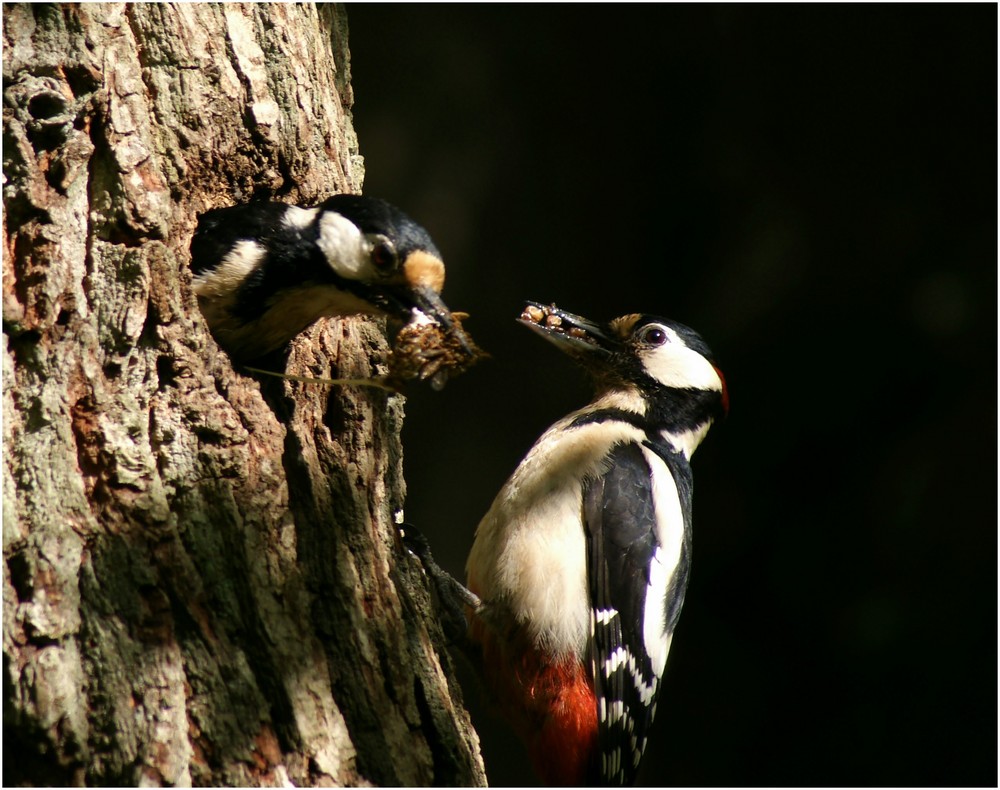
[399,522,433,563]
[398,522,481,645]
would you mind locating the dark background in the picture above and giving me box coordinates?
[348,6,996,786]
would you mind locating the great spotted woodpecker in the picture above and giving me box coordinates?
[408,303,727,786]
[189,194,464,360]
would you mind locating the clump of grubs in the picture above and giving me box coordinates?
[386,312,487,391]
[519,303,590,339]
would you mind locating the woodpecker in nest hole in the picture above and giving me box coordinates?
[406,302,727,786]
[189,194,472,365]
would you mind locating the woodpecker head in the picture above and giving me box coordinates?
[309,194,454,328]
[190,195,469,360]
[520,303,728,442]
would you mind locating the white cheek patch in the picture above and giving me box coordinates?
[641,340,723,393]
[315,211,377,281]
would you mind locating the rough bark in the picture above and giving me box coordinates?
[2,4,485,786]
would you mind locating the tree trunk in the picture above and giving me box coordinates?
[2,4,485,785]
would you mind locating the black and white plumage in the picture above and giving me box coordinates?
[189,194,458,360]
[585,438,692,783]
[464,304,727,786]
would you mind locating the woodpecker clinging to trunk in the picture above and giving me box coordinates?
[189,194,469,362]
[408,303,727,786]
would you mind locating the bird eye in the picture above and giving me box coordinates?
[369,236,398,271]
[637,325,668,346]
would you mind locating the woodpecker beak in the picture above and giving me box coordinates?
[518,302,614,357]
[371,282,474,357]
[387,282,450,326]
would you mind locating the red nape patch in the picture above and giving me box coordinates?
[472,620,599,786]
[713,365,730,416]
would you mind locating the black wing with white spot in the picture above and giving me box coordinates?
[583,441,693,785]
[190,203,295,276]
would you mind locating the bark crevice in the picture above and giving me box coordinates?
[3,4,485,785]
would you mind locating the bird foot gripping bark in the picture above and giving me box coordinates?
[399,523,482,659]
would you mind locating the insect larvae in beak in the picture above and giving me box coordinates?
[522,305,546,324]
